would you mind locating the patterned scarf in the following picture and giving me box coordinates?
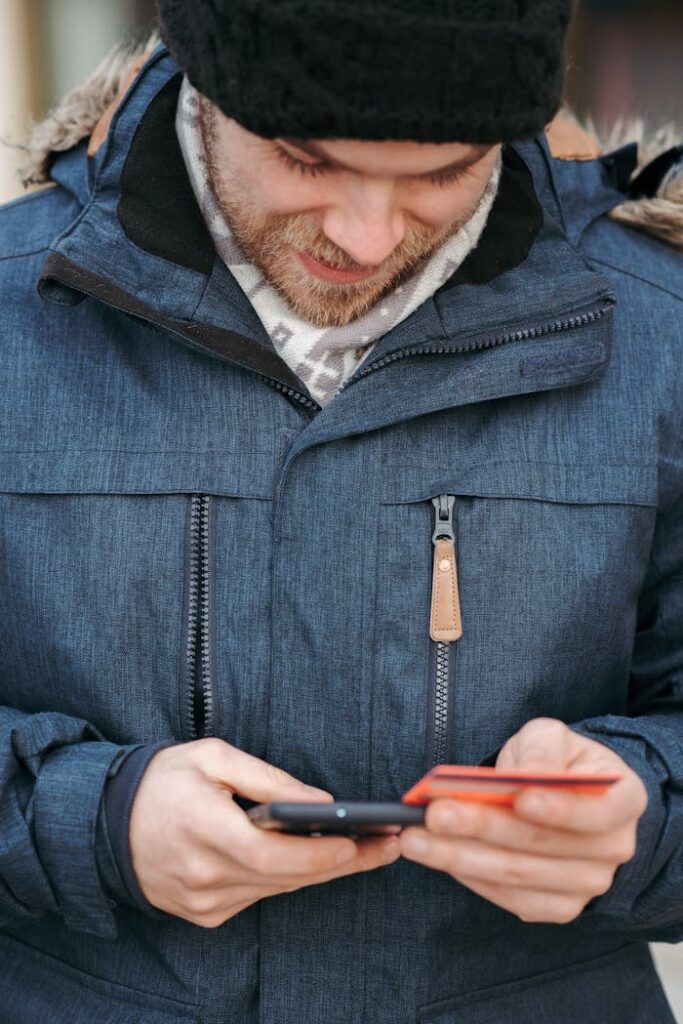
[177,78,501,406]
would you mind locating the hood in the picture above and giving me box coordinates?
[19,35,158,188]
[18,40,683,255]
[606,129,683,252]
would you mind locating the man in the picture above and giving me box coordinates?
[1,1,682,1021]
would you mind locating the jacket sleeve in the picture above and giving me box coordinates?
[571,375,683,942]
[0,706,152,939]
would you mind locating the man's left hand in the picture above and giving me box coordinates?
[399,718,648,924]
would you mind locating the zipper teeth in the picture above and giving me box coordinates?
[342,302,614,392]
[186,497,201,738]
[198,496,213,736]
[49,268,322,416]
[186,495,213,738]
[265,376,319,411]
[433,641,450,766]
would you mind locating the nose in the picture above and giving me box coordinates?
[321,185,407,267]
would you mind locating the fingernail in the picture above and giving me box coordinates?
[336,844,356,865]
[402,834,429,856]
[381,838,400,862]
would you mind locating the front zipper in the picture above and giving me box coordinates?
[428,494,462,766]
[186,494,214,739]
[339,299,615,395]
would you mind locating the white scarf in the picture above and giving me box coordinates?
[177,78,501,406]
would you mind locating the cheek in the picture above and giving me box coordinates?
[253,169,325,216]
[406,185,488,229]
[404,163,499,230]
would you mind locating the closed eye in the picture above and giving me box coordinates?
[274,144,477,187]
[275,146,331,178]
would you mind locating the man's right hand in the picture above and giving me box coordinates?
[129,739,400,928]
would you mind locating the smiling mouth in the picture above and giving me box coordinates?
[295,249,379,284]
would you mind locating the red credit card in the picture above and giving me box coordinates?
[402,765,622,807]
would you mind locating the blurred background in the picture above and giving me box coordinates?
[0,0,682,1016]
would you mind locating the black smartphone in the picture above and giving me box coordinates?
[247,801,425,836]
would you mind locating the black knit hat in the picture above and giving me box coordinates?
[157,0,574,143]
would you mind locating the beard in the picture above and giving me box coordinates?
[201,108,473,328]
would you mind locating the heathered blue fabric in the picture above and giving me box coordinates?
[0,45,681,1024]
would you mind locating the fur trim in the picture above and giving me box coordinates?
[599,120,683,253]
[18,34,158,187]
[609,162,683,252]
[559,108,683,253]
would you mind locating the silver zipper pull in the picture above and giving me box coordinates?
[430,495,462,642]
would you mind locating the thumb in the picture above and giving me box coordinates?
[496,718,576,772]
[201,740,333,804]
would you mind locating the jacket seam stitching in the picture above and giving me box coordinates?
[586,256,683,304]
[0,245,52,263]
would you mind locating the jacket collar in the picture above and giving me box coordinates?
[40,45,618,433]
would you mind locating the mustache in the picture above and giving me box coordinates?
[258,213,439,277]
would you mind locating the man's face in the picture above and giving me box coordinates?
[200,99,501,327]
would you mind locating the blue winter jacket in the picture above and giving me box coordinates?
[1,46,683,1024]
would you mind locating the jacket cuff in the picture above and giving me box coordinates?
[32,741,142,938]
[569,718,668,922]
[98,741,177,915]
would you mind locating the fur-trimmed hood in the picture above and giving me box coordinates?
[16,39,683,254]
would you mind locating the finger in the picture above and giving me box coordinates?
[424,799,637,863]
[207,796,398,878]
[455,877,588,925]
[232,831,401,888]
[399,831,615,897]
[250,835,402,893]
[177,890,268,929]
[224,834,401,890]
[197,738,333,803]
[496,718,576,772]
[514,774,646,834]
[303,835,401,883]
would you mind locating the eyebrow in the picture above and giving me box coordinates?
[280,139,491,179]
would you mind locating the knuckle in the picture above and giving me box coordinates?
[523,717,565,739]
[463,805,485,836]
[577,865,613,898]
[499,861,530,888]
[551,900,584,925]
[191,737,228,768]
[202,737,230,761]
[279,881,301,894]
[592,869,615,897]
[178,856,215,892]
[184,890,221,917]
[517,824,547,853]
[438,844,463,874]
[266,761,294,787]
[614,835,637,865]
[189,910,226,929]
[517,908,545,924]
[309,846,341,874]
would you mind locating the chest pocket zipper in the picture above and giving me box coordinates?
[187,494,214,739]
[428,495,462,766]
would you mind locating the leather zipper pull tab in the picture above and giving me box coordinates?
[430,495,462,642]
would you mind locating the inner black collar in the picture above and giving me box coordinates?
[118,73,215,277]
[117,73,543,290]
